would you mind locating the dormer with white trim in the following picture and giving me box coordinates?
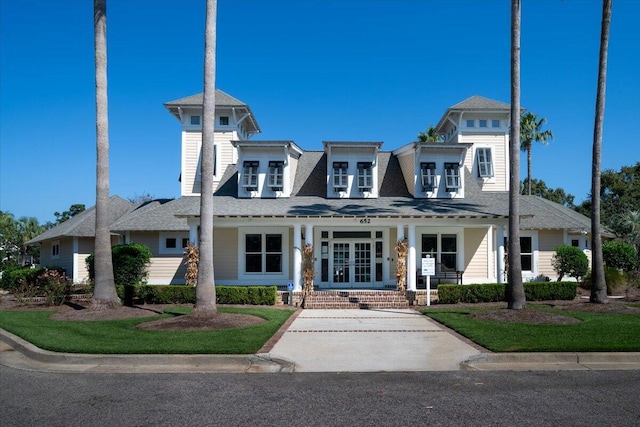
[164,90,261,196]
[434,95,511,192]
[393,142,469,198]
[233,140,302,198]
[324,141,382,199]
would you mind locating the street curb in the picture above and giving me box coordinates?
[463,352,640,370]
[0,328,294,374]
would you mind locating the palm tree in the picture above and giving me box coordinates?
[417,125,441,142]
[520,112,553,195]
[507,0,525,310]
[92,0,120,308]
[192,0,218,317]
[590,0,612,304]
[16,217,44,265]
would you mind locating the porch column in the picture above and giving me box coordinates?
[397,224,405,241]
[497,225,505,283]
[563,229,569,245]
[456,230,464,274]
[293,224,302,291]
[188,218,199,246]
[305,224,314,246]
[407,224,416,291]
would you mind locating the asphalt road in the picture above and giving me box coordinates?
[2,366,638,426]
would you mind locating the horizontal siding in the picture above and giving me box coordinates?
[461,134,508,192]
[147,257,186,285]
[538,230,564,279]
[183,131,201,196]
[464,228,488,280]
[214,228,238,280]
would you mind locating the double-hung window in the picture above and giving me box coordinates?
[52,240,60,259]
[420,162,436,192]
[242,161,259,191]
[357,162,373,191]
[268,161,284,191]
[444,163,460,191]
[333,162,348,191]
[520,236,533,271]
[476,147,494,178]
[245,234,282,273]
[421,234,457,271]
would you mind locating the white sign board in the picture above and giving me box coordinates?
[421,257,435,276]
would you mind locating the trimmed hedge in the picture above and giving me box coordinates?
[115,285,277,305]
[437,281,577,304]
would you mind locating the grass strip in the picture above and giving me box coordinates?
[0,307,293,354]
[422,305,640,352]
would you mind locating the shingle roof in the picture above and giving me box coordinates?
[448,95,511,111]
[164,89,261,134]
[26,196,136,244]
[165,152,592,232]
[111,199,189,232]
[164,89,247,107]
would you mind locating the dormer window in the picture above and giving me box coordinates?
[479,119,487,128]
[357,162,373,191]
[219,116,229,126]
[444,163,460,191]
[242,161,259,191]
[190,115,201,125]
[268,161,284,191]
[492,119,500,128]
[476,148,494,178]
[466,119,474,128]
[420,162,436,192]
[333,162,348,191]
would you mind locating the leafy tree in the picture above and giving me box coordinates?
[54,204,85,224]
[552,245,589,281]
[87,243,152,285]
[521,178,575,208]
[520,112,553,195]
[590,0,611,304]
[507,0,525,310]
[193,0,218,317]
[0,212,44,267]
[417,125,442,143]
[92,0,120,308]
[15,216,45,265]
[602,241,637,272]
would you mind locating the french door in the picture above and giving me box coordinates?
[331,241,372,287]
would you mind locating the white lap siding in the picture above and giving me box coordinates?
[213,228,238,282]
[538,230,565,280]
[464,228,490,283]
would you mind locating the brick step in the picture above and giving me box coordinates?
[303,290,410,309]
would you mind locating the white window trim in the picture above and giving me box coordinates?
[159,232,190,255]
[238,227,289,282]
[357,162,373,191]
[267,161,284,191]
[444,163,460,191]
[195,143,219,181]
[52,240,60,259]
[420,162,436,192]
[242,161,259,190]
[333,162,348,192]
[476,147,495,179]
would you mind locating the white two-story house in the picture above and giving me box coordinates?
[30,91,592,290]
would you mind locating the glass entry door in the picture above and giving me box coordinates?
[331,241,372,287]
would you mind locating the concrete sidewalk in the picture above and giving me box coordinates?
[265,309,480,372]
[2,308,639,373]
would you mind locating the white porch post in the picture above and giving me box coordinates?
[188,218,199,246]
[487,225,494,281]
[456,230,464,273]
[497,225,505,283]
[293,224,302,291]
[397,224,405,241]
[305,224,314,246]
[563,229,569,245]
[407,224,416,291]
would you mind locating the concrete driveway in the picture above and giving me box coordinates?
[265,309,482,372]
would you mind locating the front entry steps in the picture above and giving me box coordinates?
[303,290,410,309]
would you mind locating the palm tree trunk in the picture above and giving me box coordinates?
[590,0,611,304]
[527,146,532,195]
[508,0,525,310]
[92,0,119,308]
[193,0,218,316]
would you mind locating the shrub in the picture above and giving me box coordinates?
[116,285,277,305]
[552,245,589,281]
[86,243,152,285]
[437,282,576,304]
[602,241,638,272]
[582,267,626,295]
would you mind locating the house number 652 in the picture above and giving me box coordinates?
[359,218,370,224]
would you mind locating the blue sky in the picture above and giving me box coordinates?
[1,0,639,223]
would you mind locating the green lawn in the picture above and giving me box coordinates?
[0,306,293,354]
[422,305,640,352]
